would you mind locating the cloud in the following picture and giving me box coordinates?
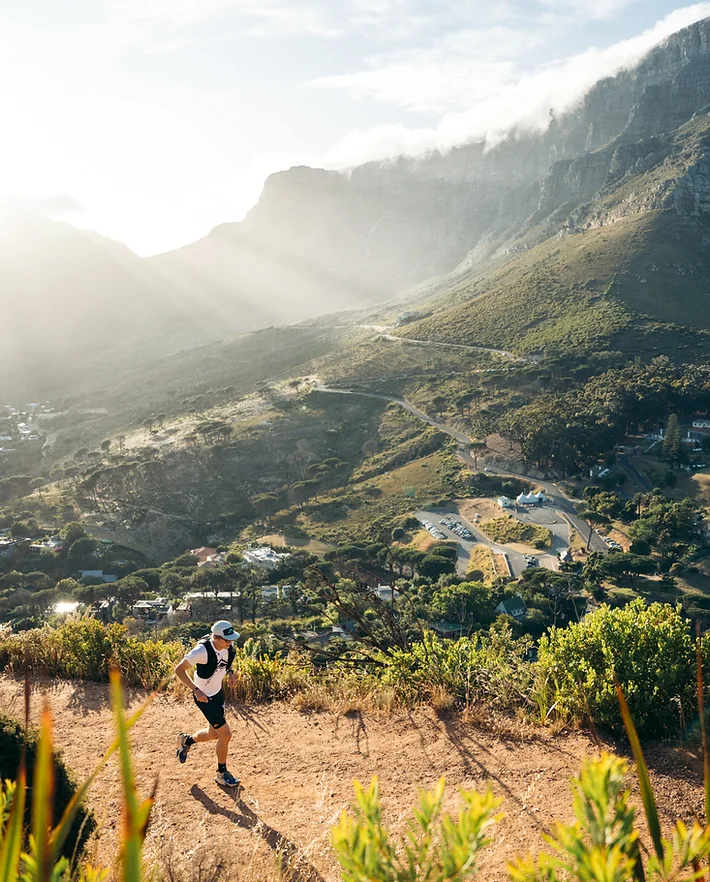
[0,194,85,219]
[309,3,710,152]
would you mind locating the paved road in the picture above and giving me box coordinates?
[314,385,607,555]
[381,334,529,362]
[617,453,653,492]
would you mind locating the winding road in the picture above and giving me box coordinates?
[314,384,608,555]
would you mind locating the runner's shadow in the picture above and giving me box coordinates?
[228,704,271,739]
[190,785,325,882]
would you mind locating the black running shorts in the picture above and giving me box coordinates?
[194,689,226,729]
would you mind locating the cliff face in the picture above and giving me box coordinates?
[12,16,710,396]
[152,16,710,311]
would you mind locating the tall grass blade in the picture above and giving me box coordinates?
[31,707,56,882]
[615,677,664,864]
[110,669,154,882]
[0,763,26,882]
[49,694,154,862]
[697,628,710,826]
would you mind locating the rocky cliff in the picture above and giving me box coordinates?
[153,16,710,305]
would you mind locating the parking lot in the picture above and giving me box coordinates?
[415,500,571,577]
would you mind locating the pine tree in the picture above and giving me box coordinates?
[661,413,683,467]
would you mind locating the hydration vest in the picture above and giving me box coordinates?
[194,635,236,680]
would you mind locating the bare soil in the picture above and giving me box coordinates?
[1,676,705,881]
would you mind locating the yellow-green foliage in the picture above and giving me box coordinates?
[0,618,184,689]
[332,777,503,882]
[479,517,551,549]
[538,599,703,736]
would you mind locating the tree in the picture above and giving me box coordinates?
[156,413,167,429]
[661,413,685,467]
[118,435,126,451]
[418,553,456,581]
[100,439,111,454]
[429,581,494,635]
[432,396,447,417]
[115,575,149,605]
[250,493,280,522]
[68,537,98,563]
[61,522,86,545]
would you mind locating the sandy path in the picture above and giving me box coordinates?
[0,676,704,881]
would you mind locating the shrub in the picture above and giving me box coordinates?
[333,777,502,882]
[380,628,535,712]
[0,618,184,690]
[0,672,154,882]
[479,517,551,549]
[538,599,700,736]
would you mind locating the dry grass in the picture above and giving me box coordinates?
[467,545,495,584]
[492,553,511,577]
[258,532,336,556]
[457,497,502,522]
[480,516,551,550]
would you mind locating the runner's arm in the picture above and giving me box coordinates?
[174,658,199,693]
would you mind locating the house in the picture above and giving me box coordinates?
[198,552,228,568]
[95,598,117,623]
[645,428,665,441]
[242,546,290,571]
[0,540,17,558]
[29,537,64,556]
[589,465,613,479]
[497,496,514,509]
[190,546,218,563]
[559,548,574,565]
[79,570,118,583]
[178,591,238,621]
[495,596,528,620]
[131,597,172,621]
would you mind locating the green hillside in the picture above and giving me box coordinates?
[398,210,710,361]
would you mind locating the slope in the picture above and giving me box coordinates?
[396,108,710,362]
[3,675,703,882]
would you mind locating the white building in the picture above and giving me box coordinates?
[497,496,514,509]
[242,546,289,571]
[516,491,546,506]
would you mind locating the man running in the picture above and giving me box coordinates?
[174,620,240,787]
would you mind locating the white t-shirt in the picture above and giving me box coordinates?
[184,639,230,697]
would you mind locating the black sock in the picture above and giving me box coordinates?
[185,736,195,747]
[218,763,227,773]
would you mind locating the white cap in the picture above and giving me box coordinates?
[211,620,239,641]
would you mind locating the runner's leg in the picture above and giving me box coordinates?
[215,723,232,764]
[192,726,219,743]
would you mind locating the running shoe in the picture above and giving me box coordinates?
[176,733,191,764]
[215,769,240,788]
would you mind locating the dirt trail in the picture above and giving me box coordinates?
[1,677,704,880]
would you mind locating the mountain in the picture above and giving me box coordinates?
[9,16,710,397]
[151,16,710,325]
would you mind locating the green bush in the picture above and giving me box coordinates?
[380,628,534,711]
[0,618,184,689]
[538,599,701,736]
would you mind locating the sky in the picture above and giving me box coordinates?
[2,1,710,254]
